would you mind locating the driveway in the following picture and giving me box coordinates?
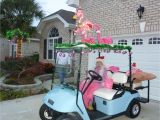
[0,93,160,120]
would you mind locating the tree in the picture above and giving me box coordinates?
[0,0,44,36]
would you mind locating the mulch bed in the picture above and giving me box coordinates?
[5,75,35,85]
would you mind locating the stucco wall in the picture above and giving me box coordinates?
[39,19,71,61]
[22,40,40,57]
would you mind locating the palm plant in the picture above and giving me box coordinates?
[6,28,29,57]
[0,0,44,36]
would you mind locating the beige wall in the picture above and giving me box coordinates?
[0,37,40,62]
[0,37,9,62]
[22,40,40,57]
[80,0,160,36]
[39,19,71,61]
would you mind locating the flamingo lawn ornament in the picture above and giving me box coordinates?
[74,8,113,44]
[94,24,112,44]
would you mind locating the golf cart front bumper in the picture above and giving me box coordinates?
[43,85,77,113]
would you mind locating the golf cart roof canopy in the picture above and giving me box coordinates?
[55,42,132,51]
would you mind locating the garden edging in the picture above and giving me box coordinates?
[0,74,43,94]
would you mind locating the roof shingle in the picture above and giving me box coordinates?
[44,9,76,24]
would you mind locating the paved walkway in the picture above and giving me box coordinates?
[0,93,160,120]
[0,94,44,120]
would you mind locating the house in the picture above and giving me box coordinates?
[37,9,75,62]
[0,36,9,62]
[67,0,160,101]
[0,36,40,62]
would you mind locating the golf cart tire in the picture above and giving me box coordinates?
[126,99,141,118]
[39,104,61,120]
[57,113,82,120]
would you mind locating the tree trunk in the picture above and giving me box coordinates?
[16,39,22,57]
[17,69,26,80]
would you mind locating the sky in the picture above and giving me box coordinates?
[32,0,76,26]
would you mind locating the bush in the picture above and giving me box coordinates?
[30,53,39,62]
[0,56,38,77]
[0,59,19,73]
[24,63,45,77]
[39,62,54,73]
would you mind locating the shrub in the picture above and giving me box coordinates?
[1,56,38,79]
[24,63,45,77]
[40,62,54,73]
[30,53,39,62]
[0,59,19,73]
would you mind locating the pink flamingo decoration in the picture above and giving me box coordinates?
[80,20,96,44]
[94,24,113,44]
[74,8,112,44]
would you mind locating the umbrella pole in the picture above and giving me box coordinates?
[51,45,57,90]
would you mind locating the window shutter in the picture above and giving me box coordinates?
[48,50,53,59]
[12,45,14,57]
[44,39,47,59]
[58,37,62,44]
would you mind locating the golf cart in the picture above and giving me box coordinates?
[39,43,150,120]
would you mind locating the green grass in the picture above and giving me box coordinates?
[0,72,5,77]
[0,90,27,101]
[0,88,48,101]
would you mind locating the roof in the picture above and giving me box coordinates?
[37,9,76,33]
[43,9,75,24]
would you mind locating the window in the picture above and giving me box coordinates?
[48,39,53,49]
[11,44,17,58]
[132,39,143,45]
[49,27,59,37]
[148,37,160,44]
[46,27,63,59]
[118,40,127,45]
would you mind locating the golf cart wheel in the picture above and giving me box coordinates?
[126,99,141,118]
[39,104,61,120]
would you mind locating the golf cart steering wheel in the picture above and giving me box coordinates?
[88,70,102,81]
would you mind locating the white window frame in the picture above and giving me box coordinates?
[132,38,143,45]
[47,37,59,60]
[148,37,160,44]
[10,43,17,58]
[118,39,128,45]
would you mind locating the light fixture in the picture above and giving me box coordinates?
[137,5,145,19]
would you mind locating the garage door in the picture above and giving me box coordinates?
[88,33,160,101]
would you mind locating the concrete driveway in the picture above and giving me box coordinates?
[0,93,160,120]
